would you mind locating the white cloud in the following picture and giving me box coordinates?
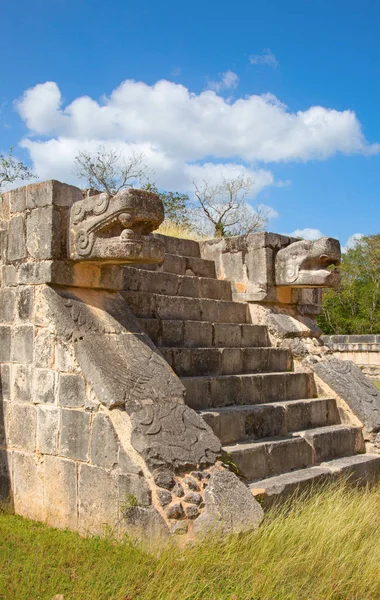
[208,70,239,92]
[249,49,278,68]
[342,232,364,253]
[13,78,380,213]
[288,228,324,240]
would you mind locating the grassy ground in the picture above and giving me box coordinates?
[373,380,380,390]
[1,482,379,600]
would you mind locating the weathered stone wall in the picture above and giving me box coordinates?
[321,335,380,378]
[0,180,263,539]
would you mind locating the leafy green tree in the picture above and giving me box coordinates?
[143,183,190,227]
[318,234,380,334]
[0,148,35,191]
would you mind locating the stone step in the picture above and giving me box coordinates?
[155,234,201,258]
[122,291,248,323]
[138,253,217,279]
[160,346,292,377]
[249,454,380,507]
[140,319,269,348]
[183,372,317,410]
[200,398,340,445]
[121,267,231,300]
[223,425,364,481]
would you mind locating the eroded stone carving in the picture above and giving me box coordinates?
[69,188,165,263]
[275,237,341,287]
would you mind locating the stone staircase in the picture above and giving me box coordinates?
[122,235,380,505]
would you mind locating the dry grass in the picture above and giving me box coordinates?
[156,220,204,241]
[0,481,379,599]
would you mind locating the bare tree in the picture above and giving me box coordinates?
[74,146,149,195]
[0,148,35,192]
[193,176,269,237]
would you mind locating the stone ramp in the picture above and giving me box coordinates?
[122,235,380,503]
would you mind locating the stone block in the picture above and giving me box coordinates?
[17,287,34,320]
[0,364,10,402]
[54,340,78,372]
[58,373,86,408]
[0,326,11,361]
[183,321,212,347]
[194,469,263,536]
[0,289,16,323]
[10,364,32,403]
[13,451,44,521]
[34,328,54,368]
[7,215,26,262]
[32,368,56,404]
[18,261,53,285]
[0,449,12,502]
[11,325,34,363]
[90,413,119,469]
[2,265,18,287]
[0,401,8,447]
[8,404,36,451]
[118,473,151,506]
[78,463,119,535]
[26,207,61,260]
[45,455,78,529]
[26,180,82,209]
[60,409,90,461]
[213,323,241,347]
[37,405,60,454]
[161,320,184,346]
[8,186,27,213]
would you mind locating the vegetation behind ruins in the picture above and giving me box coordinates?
[1,481,379,600]
[318,234,380,335]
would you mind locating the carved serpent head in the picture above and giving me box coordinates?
[69,188,165,264]
[275,237,341,288]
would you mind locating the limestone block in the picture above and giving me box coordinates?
[0,289,16,323]
[0,449,12,501]
[17,287,34,321]
[54,340,78,372]
[118,446,142,475]
[60,409,90,461]
[0,401,8,447]
[7,404,36,451]
[26,207,61,260]
[19,261,53,285]
[118,473,152,506]
[37,405,60,454]
[34,329,54,368]
[2,265,18,287]
[26,180,82,209]
[8,186,27,213]
[44,455,77,529]
[11,364,32,403]
[7,215,26,262]
[58,373,86,408]
[0,364,10,402]
[193,468,264,536]
[32,369,57,404]
[90,413,119,469]
[13,451,44,521]
[78,464,120,535]
[11,325,34,363]
[0,326,11,361]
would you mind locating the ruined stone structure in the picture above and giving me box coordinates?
[322,335,380,378]
[0,180,379,539]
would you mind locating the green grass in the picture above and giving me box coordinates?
[373,380,380,390]
[1,482,379,600]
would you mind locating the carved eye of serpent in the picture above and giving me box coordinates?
[75,230,95,256]
[284,265,299,283]
[93,193,110,215]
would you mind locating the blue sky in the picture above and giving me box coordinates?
[1,0,380,247]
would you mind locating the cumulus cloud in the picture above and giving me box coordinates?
[249,49,278,68]
[342,233,364,253]
[287,228,324,240]
[13,78,380,217]
[208,70,239,92]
